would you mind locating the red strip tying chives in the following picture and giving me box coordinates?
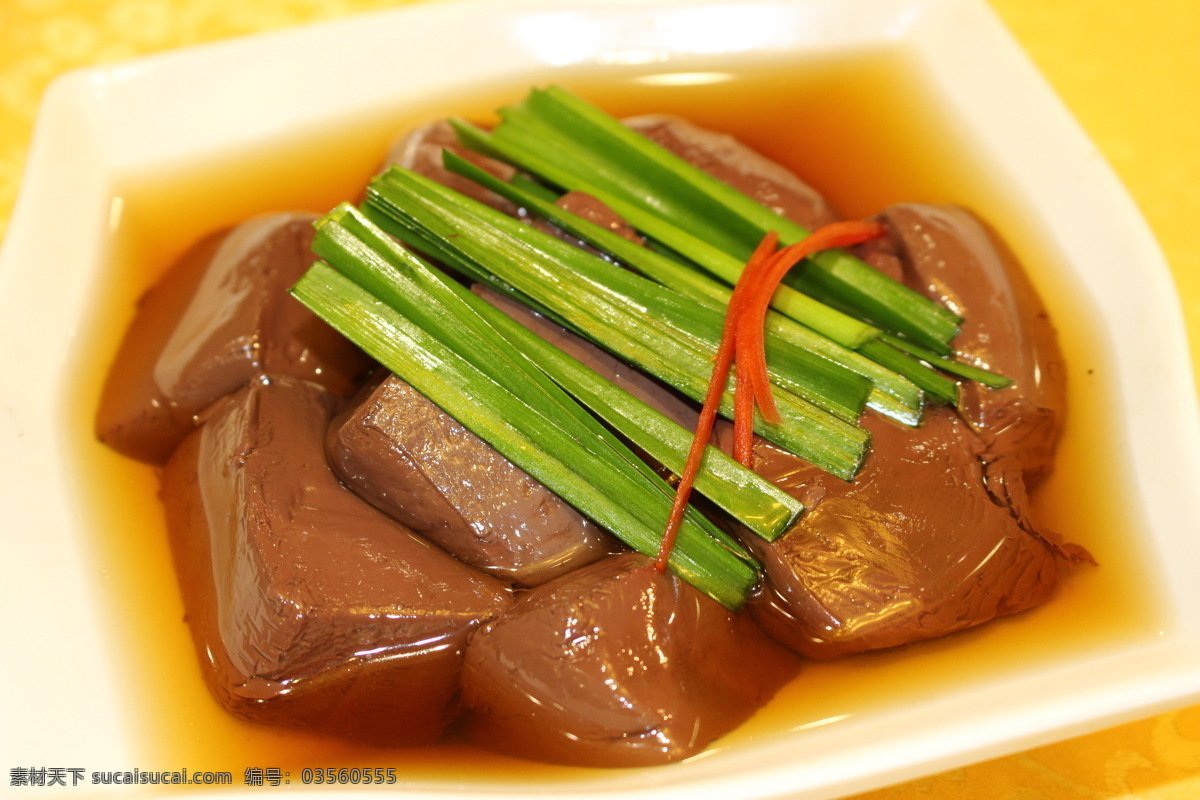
[731,233,782,466]
[652,231,777,572]
[736,220,887,444]
[653,221,886,573]
[733,247,792,463]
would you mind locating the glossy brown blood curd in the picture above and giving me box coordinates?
[606,117,1085,661]
[95,212,371,463]
[742,406,1064,660]
[866,204,1068,487]
[461,552,799,767]
[327,373,619,587]
[869,203,1093,562]
[161,376,512,745]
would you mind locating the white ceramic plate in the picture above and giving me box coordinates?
[2,0,1198,797]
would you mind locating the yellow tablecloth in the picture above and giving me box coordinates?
[1,0,1196,797]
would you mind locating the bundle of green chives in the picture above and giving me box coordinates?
[363,165,869,481]
[439,150,930,425]
[448,85,1007,408]
[289,86,1016,604]
[292,203,805,609]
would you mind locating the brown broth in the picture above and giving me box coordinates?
[69,48,1163,785]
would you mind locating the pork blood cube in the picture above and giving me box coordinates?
[872,203,1068,485]
[160,376,512,744]
[327,373,619,587]
[460,552,800,767]
[732,197,1086,660]
[96,212,371,463]
[743,407,1063,660]
[860,203,1088,561]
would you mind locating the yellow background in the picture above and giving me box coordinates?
[1,0,1196,797]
